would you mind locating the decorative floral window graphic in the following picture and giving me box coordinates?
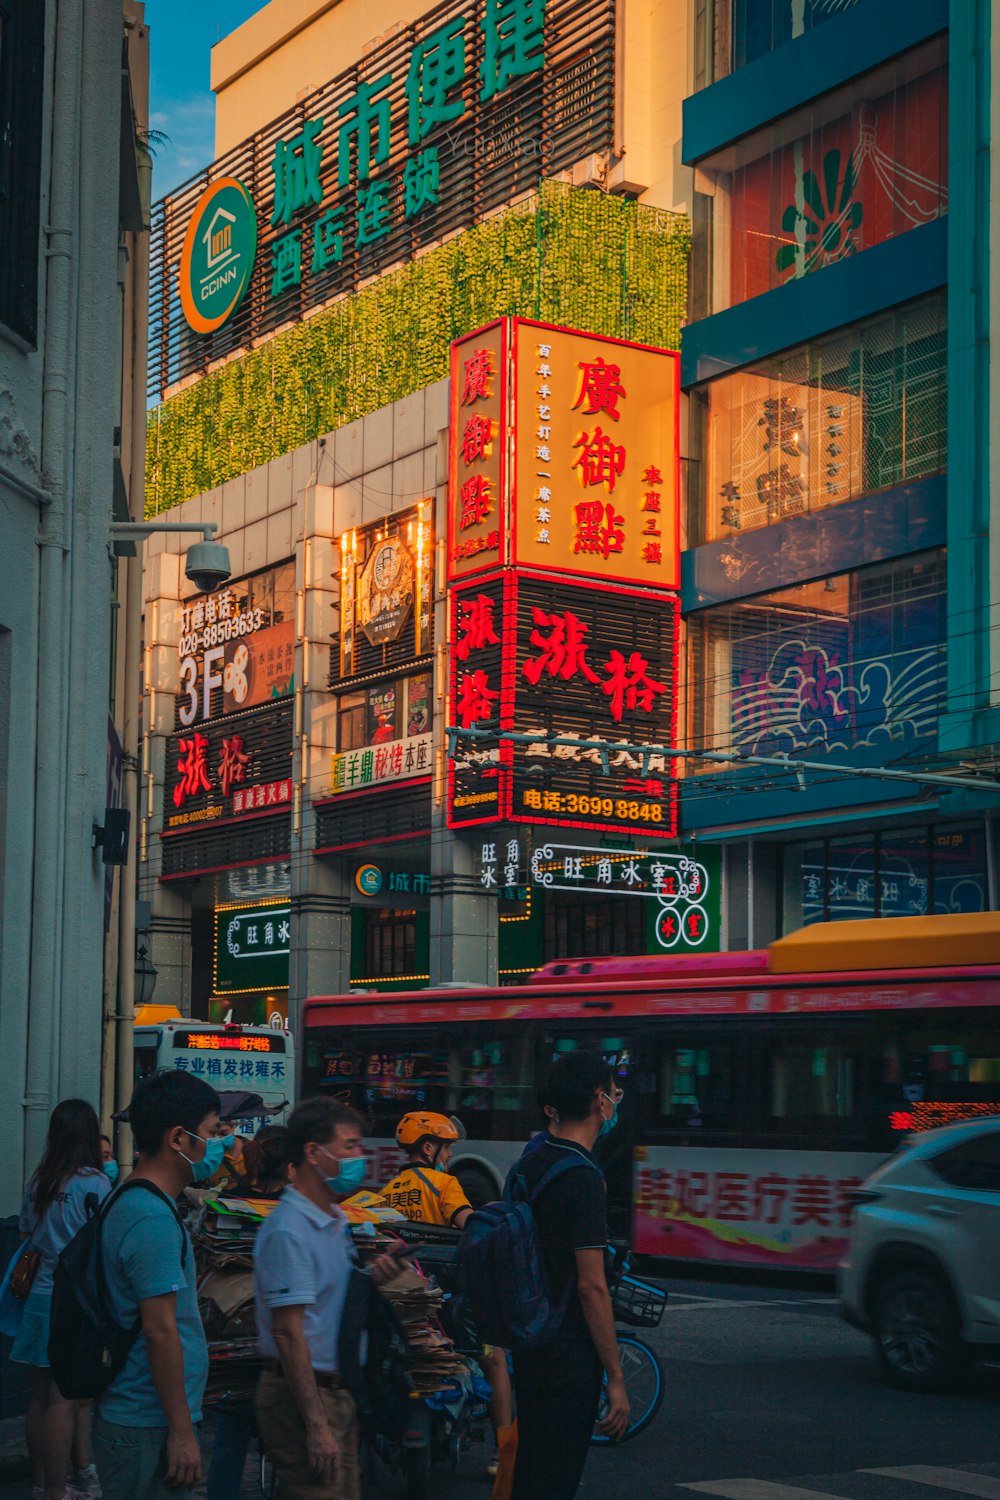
[726,56,948,307]
[689,552,946,764]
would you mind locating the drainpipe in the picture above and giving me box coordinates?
[26,0,82,1173]
[114,219,149,1165]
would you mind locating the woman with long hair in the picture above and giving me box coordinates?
[11,1099,111,1500]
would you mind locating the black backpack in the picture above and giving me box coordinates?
[337,1267,414,1441]
[48,1178,188,1400]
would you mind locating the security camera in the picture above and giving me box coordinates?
[185,539,232,593]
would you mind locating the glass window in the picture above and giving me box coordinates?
[654,1041,738,1135]
[543,895,645,959]
[782,841,825,930]
[337,692,367,751]
[304,1025,537,1142]
[697,0,864,84]
[826,836,875,923]
[689,552,946,764]
[365,909,416,978]
[931,1132,1000,1193]
[698,296,947,542]
[767,1034,858,1134]
[879,829,929,917]
[932,824,989,914]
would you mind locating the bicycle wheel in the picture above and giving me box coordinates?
[591,1334,664,1445]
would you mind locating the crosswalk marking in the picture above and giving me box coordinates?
[862,1467,1000,1498]
[678,1481,846,1499]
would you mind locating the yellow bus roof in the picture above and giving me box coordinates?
[769,912,1000,974]
[134,1005,183,1025]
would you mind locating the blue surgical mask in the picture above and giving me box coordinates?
[598,1092,619,1139]
[181,1130,226,1183]
[104,1160,119,1184]
[321,1148,366,1196]
[220,1134,235,1150]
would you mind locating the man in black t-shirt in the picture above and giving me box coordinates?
[509,1052,630,1500]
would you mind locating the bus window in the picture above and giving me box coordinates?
[306,1025,539,1142]
[134,1033,159,1085]
[767,1032,859,1138]
[652,1040,738,1136]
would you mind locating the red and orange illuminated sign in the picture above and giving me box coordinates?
[447,319,680,588]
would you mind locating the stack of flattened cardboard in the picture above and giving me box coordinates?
[376,1264,470,1392]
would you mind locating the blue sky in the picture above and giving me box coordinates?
[145,0,267,196]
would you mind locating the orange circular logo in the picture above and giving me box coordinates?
[179,177,257,336]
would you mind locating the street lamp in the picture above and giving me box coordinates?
[134,941,157,1008]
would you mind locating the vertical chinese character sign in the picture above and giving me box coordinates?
[447,574,512,826]
[448,321,508,578]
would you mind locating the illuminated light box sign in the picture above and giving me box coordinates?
[175,1031,285,1053]
[335,504,433,680]
[889,1101,1000,1133]
[479,840,717,950]
[151,0,616,391]
[214,904,291,994]
[163,703,293,832]
[447,571,679,838]
[176,565,295,728]
[448,319,680,588]
[331,732,433,795]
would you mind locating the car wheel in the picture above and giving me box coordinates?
[872,1269,966,1392]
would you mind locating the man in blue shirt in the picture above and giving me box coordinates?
[254,1099,400,1500]
[94,1071,222,1500]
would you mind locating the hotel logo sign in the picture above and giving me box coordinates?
[180,178,258,335]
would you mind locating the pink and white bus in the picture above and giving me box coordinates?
[301,913,1000,1271]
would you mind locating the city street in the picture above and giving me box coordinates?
[411,1277,1000,1500]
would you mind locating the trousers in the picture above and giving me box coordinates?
[511,1335,603,1500]
[255,1369,359,1500]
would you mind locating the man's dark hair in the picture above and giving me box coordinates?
[129,1071,221,1156]
[285,1097,366,1167]
[545,1051,613,1124]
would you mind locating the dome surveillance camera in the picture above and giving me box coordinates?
[185,539,232,593]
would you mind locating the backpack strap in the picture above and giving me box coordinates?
[95,1178,190,1315]
[505,1151,600,1206]
[409,1167,442,1199]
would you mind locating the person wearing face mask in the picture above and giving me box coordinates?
[93,1071,221,1500]
[100,1134,119,1185]
[253,1099,401,1500]
[506,1051,629,1500]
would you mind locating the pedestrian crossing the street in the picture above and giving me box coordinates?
[678,1464,1000,1499]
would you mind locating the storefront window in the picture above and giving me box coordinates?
[542,894,645,959]
[698,295,946,541]
[336,670,433,751]
[689,551,946,761]
[718,45,947,308]
[366,909,417,977]
[782,820,991,928]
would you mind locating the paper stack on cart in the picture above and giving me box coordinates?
[376,1264,470,1391]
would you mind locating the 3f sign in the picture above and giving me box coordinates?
[179,646,224,726]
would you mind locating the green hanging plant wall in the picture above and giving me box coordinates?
[146,181,690,516]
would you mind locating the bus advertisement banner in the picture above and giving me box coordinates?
[633,1146,881,1270]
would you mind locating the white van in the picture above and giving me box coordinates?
[133,1006,294,1133]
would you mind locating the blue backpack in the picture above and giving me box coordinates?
[457,1152,600,1351]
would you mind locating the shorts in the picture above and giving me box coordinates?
[10,1290,51,1368]
[256,1370,359,1500]
[93,1413,197,1500]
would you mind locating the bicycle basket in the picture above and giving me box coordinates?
[611,1273,667,1328]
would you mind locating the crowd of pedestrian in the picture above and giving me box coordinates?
[4,1051,630,1500]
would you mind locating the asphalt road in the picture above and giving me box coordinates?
[384,1276,1000,1500]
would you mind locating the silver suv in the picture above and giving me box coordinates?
[839,1115,1000,1391]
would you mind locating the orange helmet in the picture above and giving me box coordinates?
[395,1112,466,1150]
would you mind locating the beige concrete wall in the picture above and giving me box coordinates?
[212,0,435,156]
[611,0,691,214]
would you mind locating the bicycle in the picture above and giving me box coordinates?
[590,1267,666,1445]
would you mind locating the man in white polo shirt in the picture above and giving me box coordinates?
[253,1099,400,1500]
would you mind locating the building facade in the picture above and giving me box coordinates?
[0,0,150,1207]
[140,0,699,1021]
[677,0,999,940]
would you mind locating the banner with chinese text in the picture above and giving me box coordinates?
[214,902,291,994]
[447,571,678,837]
[163,701,293,833]
[332,732,434,796]
[448,322,508,579]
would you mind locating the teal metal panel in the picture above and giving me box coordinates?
[680,220,946,387]
[683,0,948,165]
[941,0,993,755]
